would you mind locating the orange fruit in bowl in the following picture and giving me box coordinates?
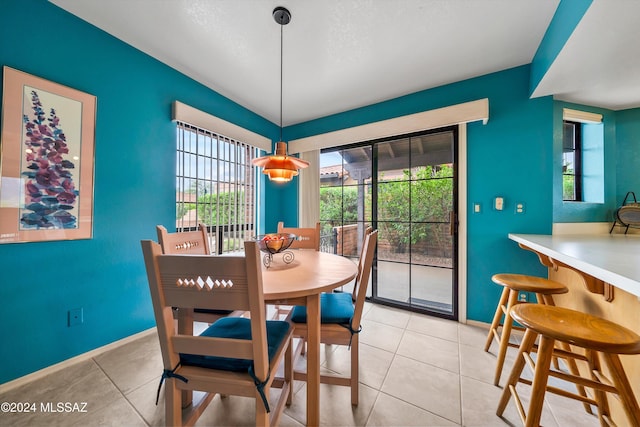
[269,239,283,251]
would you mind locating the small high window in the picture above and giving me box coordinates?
[562,120,582,201]
[561,109,604,203]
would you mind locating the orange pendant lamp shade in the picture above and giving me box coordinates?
[252,141,309,182]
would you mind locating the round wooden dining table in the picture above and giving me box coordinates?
[261,250,358,426]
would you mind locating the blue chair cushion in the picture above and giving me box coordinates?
[180,317,290,372]
[290,292,354,324]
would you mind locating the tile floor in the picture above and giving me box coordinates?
[0,303,601,426]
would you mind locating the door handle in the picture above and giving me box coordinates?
[449,211,457,235]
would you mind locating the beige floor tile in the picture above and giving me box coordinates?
[293,341,350,397]
[129,374,300,426]
[123,375,164,426]
[360,319,404,353]
[192,389,293,427]
[460,375,521,426]
[481,344,524,387]
[543,386,599,427]
[361,301,374,319]
[70,396,147,427]
[381,355,461,424]
[93,331,163,395]
[397,330,460,374]
[367,392,459,426]
[320,342,394,392]
[0,360,125,427]
[284,382,378,426]
[406,314,459,342]
[357,343,395,391]
[494,378,561,427]
[458,322,489,348]
[459,341,518,386]
[364,304,411,329]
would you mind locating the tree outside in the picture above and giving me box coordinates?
[319,186,358,235]
[320,165,454,260]
[377,166,452,257]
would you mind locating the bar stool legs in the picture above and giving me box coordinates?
[497,304,640,427]
[484,286,509,353]
[498,328,600,426]
[600,352,640,426]
[484,274,568,386]
[485,287,519,385]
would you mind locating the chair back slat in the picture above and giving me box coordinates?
[244,238,270,377]
[142,240,181,368]
[141,240,269,375]
[352,226,373,301]
[156,254,251,311]
[351,230,377,329]
[157,223,211,255]
[277,221,320,251]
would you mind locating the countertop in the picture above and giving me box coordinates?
[508,233,640,298]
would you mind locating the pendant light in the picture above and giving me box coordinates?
[252,6,309,182]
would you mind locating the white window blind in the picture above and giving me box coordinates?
[176,122,260,254]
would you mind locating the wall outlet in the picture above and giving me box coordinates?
[515,202,526,214]
[68,308,84,327]
[518,292,527,302]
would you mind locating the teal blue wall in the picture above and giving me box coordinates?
[616,108,640,204]
[0,0,278,383]
[262,176,299,232]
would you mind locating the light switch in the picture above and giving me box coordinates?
[473,203,481,213]
[494,197,504,211]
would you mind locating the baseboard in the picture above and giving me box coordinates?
[0,327,156,394]
[465,319,489,329]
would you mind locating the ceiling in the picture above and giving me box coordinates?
[50,0,640,127]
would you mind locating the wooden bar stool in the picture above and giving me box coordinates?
[497,304,640,427]
[484,273,569,386]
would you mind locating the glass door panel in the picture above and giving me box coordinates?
[409,222,454,313]
[320,127,457,320]
[375,128,457,318]
[320,145,372,260]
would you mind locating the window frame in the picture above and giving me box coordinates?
[562,120,583,202]
[175,121,260,254]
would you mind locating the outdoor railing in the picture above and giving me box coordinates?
[320,231,335,254]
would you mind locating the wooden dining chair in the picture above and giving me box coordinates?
[271,221,321,319]
[141,239,294,427]
[277,221,320,251]
[287,229,377,406]
[157,223,212,255]
[156,224,243,336]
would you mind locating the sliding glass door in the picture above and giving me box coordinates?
[320,126,458,319]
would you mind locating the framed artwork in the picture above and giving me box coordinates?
[0,66,96,243]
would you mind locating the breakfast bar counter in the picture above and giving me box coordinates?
[508,233,640,298]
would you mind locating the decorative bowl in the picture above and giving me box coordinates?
[256,233,297,254]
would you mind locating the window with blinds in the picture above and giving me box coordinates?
[176,122,260,254]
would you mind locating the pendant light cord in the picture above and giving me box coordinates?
[279,20,284,142]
